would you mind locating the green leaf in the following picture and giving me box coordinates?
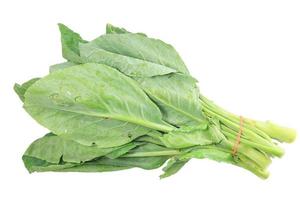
[79,43,176,77]
[57,162,130,172]
[23,155,129,173]
[159,147,234,178]
[58,23,87,63]
[82,33,189,74]
[180,148,234,163]
[23,133,124,164]
[136,73,204,126]
[123,142,178,157]
[24,141,171,172]
[22,155,76,173]
[49,61,76,73]
[136,135,164,146]
[106,23,147,37]
[14,78,40,102]
[96,143,171,170]
[94,156,168,170]
[105,142,138,159]
[106,23,130,34]
[23,133,138,173]
[159,124,224,148]
[24,63,172,147]
[160,158,189,179]
[79,33,204,126]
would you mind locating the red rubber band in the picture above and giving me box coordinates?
[232,116,244,156]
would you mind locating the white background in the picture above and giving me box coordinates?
[0,0,299,199]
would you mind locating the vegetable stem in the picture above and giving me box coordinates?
[122,150,180,157]
[221,125,284,157]
[199,94,296,143]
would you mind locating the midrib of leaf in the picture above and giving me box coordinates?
[122,150,180,157]
[25,104,173,132]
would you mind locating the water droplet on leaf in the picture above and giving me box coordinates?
[49,93,73,107]
[49,93,59,99]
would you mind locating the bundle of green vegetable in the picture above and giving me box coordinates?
[15,23,296,179]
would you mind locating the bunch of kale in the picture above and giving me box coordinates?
[15,24,296,178]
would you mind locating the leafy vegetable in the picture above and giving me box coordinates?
[14,78,40,102]
[15,23,296,179]
[24,133,121,163]
[24,63,172,147]
[79,33,205,126]
[58,23,87,63]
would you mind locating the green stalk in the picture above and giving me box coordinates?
[122,150,180,157]
[199,95,292,156]
[199,95,272,141]
[199,95,296,143]
[236,155,270,179]
[202,108,278,149]
[201,102,272,141]
[121,140,270,179]
[216,139,270,178]
[246,119,297,143]
[217,139,271,169]
[190,142,270,178]
[221,125,284,157]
